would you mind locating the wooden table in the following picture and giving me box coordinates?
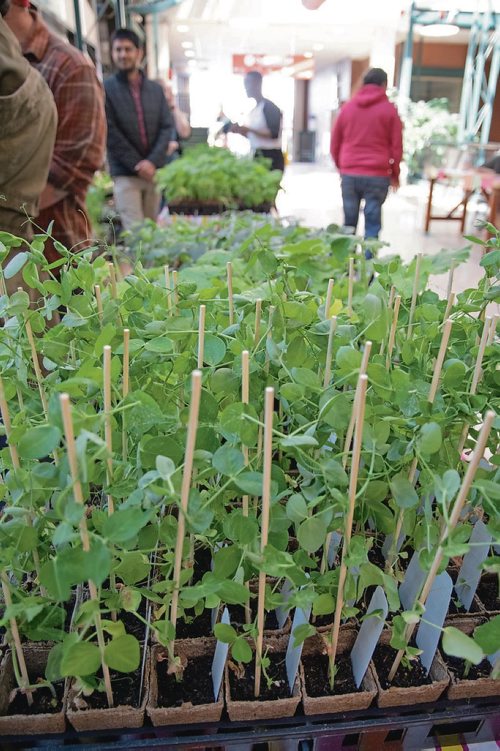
[425,168,500,234]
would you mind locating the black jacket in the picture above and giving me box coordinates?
[104,71,174,177]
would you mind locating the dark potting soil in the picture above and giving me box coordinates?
[372,645,432,690]
[8,680,64,716]
[192,546,213,583]
[445,654,493,681]
[228,652,291,702]
[157,654,215,707]
[79,667,142,710]
[175,607,212,639]
[228,603,280,631]
[302,653,360,697]
[120,610,147,642]
[476,576,499,611]
[367,543,386,569]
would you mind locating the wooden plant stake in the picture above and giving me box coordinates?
[254,386,274,698]
[322,316,338,388]
[487,314,498,346]
[0,376,20,470]
[387,320,453,568]
[324,278,334,319]
[446,263,455,301]
[264,305,275,375]
[385,295,402,370]
[329,374,368,686]
[164,265,173,316]
[103,346,114,515]
[407,253,422,338]
[108,262,117,299]
[59,393,114,707]
[18,301,49,418]
[169,370,202,652]
[458,317,492,454]
[254,298,262,349]
[1,573,32,705]
[197,305,206,369]
[95,284,103,325]
[347,258,354,318]
[443,291,455,323]
[388,410,495,682]
[171,270,179,310]
[388,285,396,310]
[241,350,250,517]
[342,342,372,469]
[227,262,234,326]
[0,272,7,298]
[122,329,130,461]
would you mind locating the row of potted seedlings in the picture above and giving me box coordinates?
[0,224,498,734]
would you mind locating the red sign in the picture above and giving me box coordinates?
[232,54,313,77]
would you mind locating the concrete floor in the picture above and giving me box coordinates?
[276,163,491,298]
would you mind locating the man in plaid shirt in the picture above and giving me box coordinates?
[5,0,106,263]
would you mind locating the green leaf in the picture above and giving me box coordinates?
[102,508,150,544]
[234,471,264,496]
[61,641,101,677]
[291,367,321,390]
[224,510,259,546]
[292,622,316,647]
[212,445,245,476]
[390,475,419,509]
[18,425,61,459]
[312,593,335,616]
[213,546,241,579]
[4,251,28,279]
[144,336,174,353]
[104,634,140,673]
[417,422,442,455]
[217,580,250,605]
[442,626,484,665]
[474,616,500,656]
[363,293,388,342]
[204,334,226,366]
[115,552,150,585]
[297,516,327,553]
[286,494,308,524]
[280,434,318,448]
[156,455,176,481]
[232,637,253,663]
[214,623,237,643]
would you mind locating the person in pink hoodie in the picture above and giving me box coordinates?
[330,68,403,240]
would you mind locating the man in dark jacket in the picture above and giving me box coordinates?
[104,29,174,230]
[330,68,403,239]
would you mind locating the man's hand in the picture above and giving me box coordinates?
[135,159,156,181]
[231,124,249,137]
[391,177,400,192]
[167,141,180,157]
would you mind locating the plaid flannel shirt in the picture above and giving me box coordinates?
[23,11,106,258]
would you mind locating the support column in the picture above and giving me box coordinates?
[73,0,85,51]
[398,1,415,103]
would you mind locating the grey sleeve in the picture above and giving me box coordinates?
[262,99,282,139]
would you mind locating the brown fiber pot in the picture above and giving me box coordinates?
[0,647,66,735]
[225,637,301,722]
[300,631,377,715]
[446,665,500,700]
[147,639,223,727]
[373,630,450,709]
[66,652,148,732]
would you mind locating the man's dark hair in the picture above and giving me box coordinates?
[245,70,263,84]
[0,0,11,17]
[111,28,141,48]
[363,68,388,87]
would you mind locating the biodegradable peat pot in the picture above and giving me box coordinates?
[0,648,66,735]
[475,574,500,616]
[225,637,301,722]
[445,652,500,700]
[147,639,223,727]
[372,630,449,708]
[300,631,377,715]
[66,657,148,732]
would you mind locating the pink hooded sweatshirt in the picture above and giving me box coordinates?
[330,84,403,180]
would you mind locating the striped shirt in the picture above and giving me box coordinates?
[22,11,106,260]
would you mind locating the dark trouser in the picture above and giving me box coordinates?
[255,148,285,173]
[340,174,390,238]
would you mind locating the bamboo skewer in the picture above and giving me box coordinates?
[385,295,402,370]
[171,269,179,312]
[108,262,117,299]
[1,573,32,705]
[95,285,103,324]
[487,314,498,345]
[388,285,396,310]
[169,371,202,645]
[23,316,49,418]
[324,278,334,319]
[254,386,274,698]
[329,375,368,678]
[458,317,492,454]
[241,350,250,517]
[322,316,338,388]
[59,393,114,707]
[122,329,130,461]
[227,262,234,326]
[407,253,422,338]
[388,411,496,682]
[103,346,114,515]
[342,342,372,469]
[197,305,206,369]
[446,263,455,301]
[164,265,173,316]
[254,299,262,348]
[443,292,455,323]
[347,258,354,318]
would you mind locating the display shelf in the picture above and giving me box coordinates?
[2,696,498,750]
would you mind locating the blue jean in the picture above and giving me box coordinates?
[340,174,390,239]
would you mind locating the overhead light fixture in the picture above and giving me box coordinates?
[185,50,195,57]
[181,41,193,48]
[416,23,460,37]
[304,51,313,58]
[312,43,324,51]
[177,24,190,33]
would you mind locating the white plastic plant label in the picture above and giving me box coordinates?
[276,579,293,629]
[212,607,230,701]
[350,586,388,688]
[327,531,342,568]
[382,530,404,560]
[416,571,453,674]
[455,520,492,611]
[399,552,426,611]
[285,604,312,694]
